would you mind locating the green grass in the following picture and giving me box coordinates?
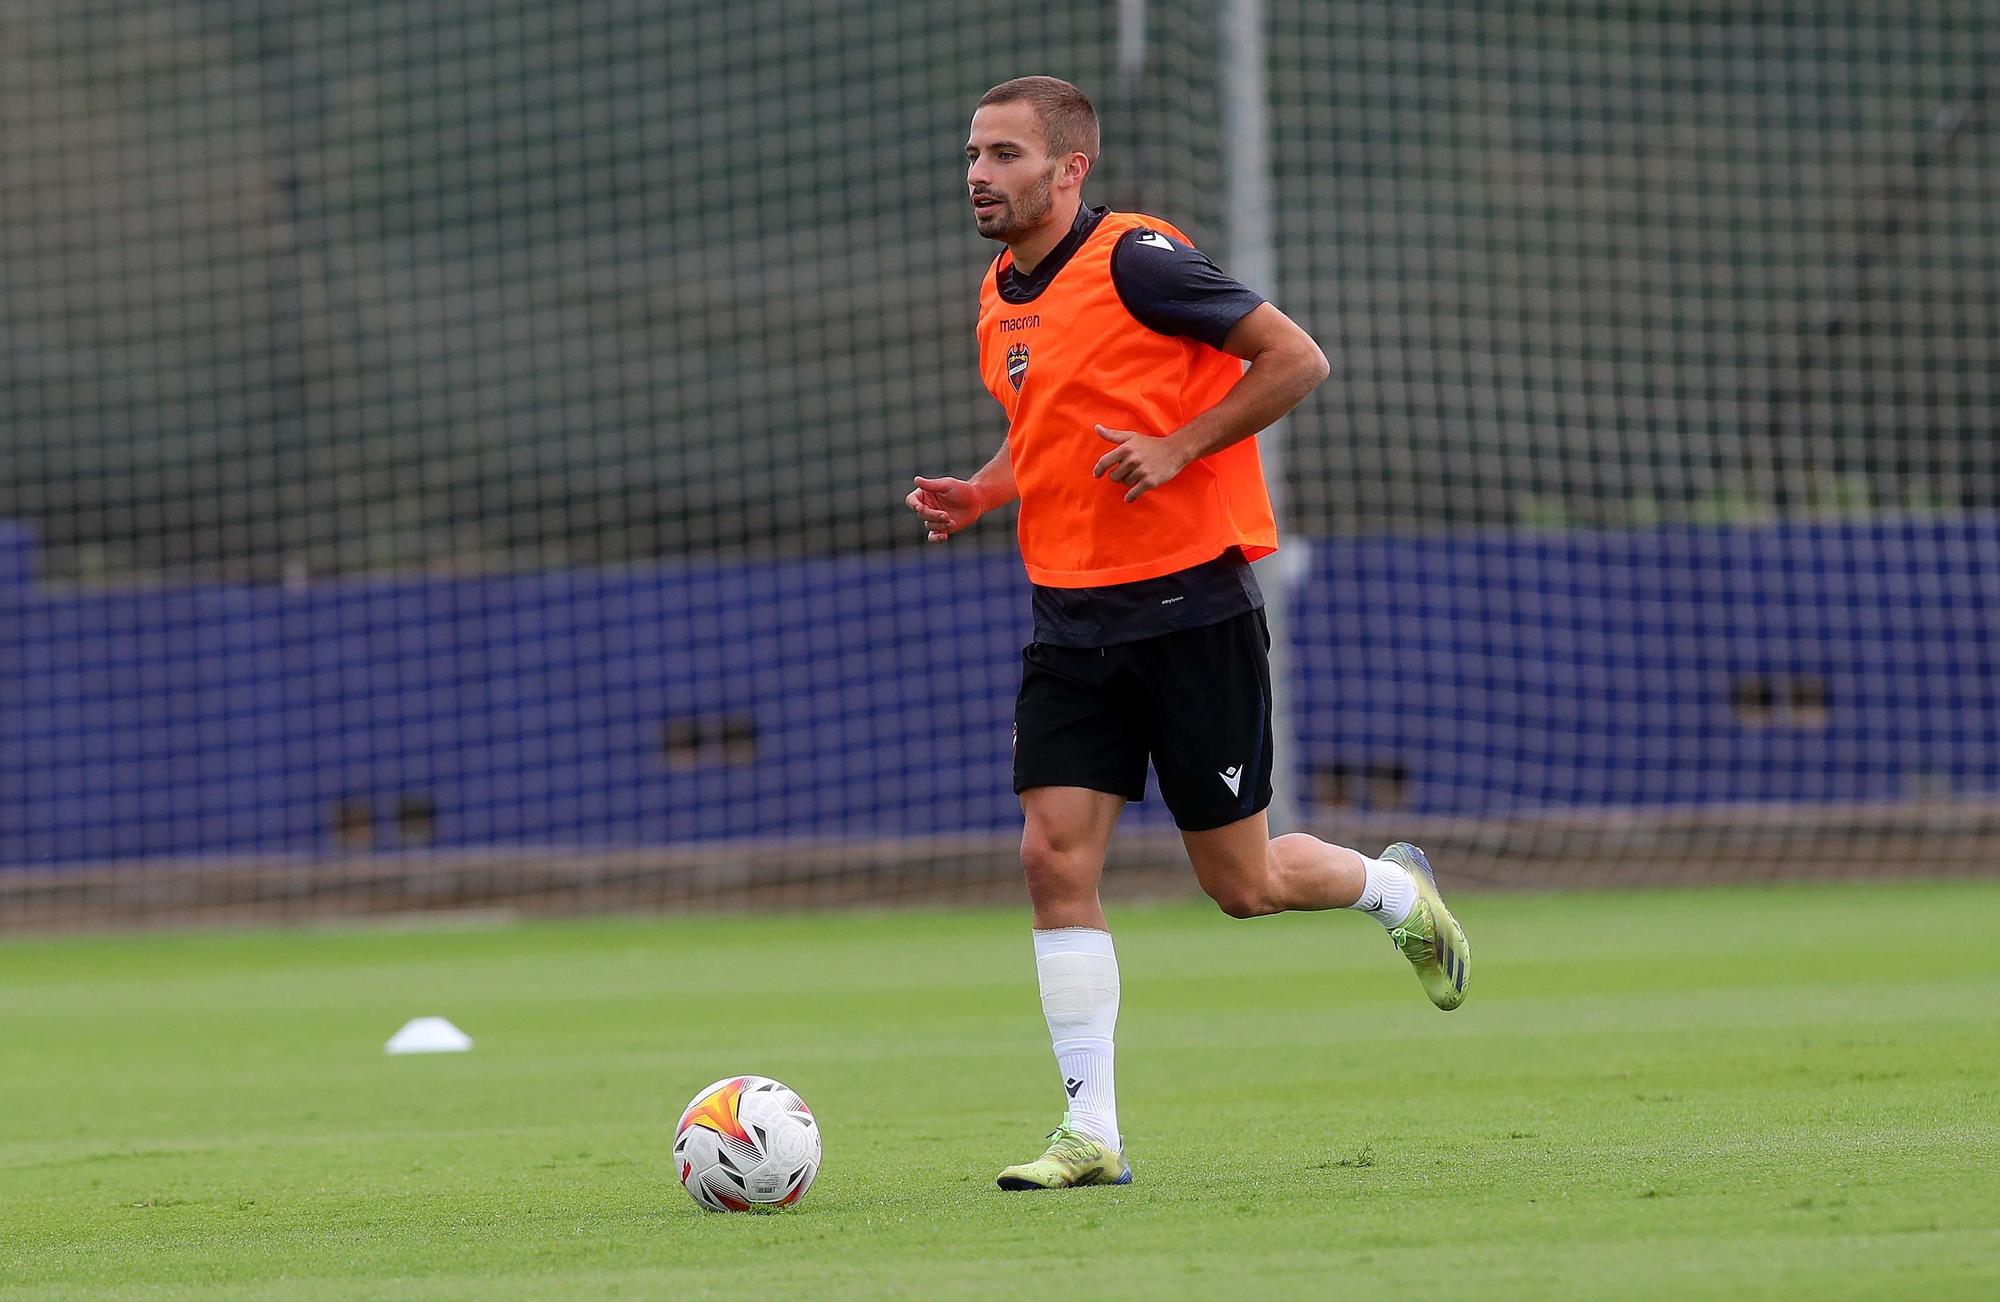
[2,880,1997,1299]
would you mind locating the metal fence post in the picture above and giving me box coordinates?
[1221,0,1300,834]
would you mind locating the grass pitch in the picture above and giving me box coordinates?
[1,880,1996,1299]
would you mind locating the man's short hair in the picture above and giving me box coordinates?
[978,76,1100,164]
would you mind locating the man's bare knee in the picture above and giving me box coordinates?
[1021,831,1081,880]
[1019,788,1122,927]
[1020,832,1105,926]
[1021,826,1095,885]
[1197,848,1282,918]
[1182,815,1285,919]
[1205,879,1279,919]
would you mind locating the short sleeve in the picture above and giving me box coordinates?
[1109,227,1267,350]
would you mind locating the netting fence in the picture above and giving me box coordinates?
[2,1,1996,926]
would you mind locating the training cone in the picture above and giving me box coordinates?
[385,1016,473,1055]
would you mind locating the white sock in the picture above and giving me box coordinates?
[1033,927,1120,1150]
[1349,856,1416,928]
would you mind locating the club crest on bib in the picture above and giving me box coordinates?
[1007,342,1030,391]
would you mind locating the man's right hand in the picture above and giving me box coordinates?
[907,475,985,543]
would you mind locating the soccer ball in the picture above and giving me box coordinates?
[673,1075,821,1212]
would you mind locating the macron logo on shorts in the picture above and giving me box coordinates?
[1219,764,1244,796]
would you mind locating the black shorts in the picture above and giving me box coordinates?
[1013,608,1274,832]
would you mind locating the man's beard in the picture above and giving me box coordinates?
[978,167,1056,240]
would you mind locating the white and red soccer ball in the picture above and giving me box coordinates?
[673,1075,821,1212]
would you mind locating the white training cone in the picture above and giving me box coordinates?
[385,1016,473,1055]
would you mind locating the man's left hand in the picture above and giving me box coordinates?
[1092,425,1189,503]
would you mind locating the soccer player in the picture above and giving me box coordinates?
[907,76,1471,1190]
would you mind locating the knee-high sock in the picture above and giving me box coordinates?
[1033,926,1120,1149]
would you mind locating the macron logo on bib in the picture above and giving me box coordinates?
[1135,231,1176,251]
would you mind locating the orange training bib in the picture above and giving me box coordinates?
[975,211,1278,588]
